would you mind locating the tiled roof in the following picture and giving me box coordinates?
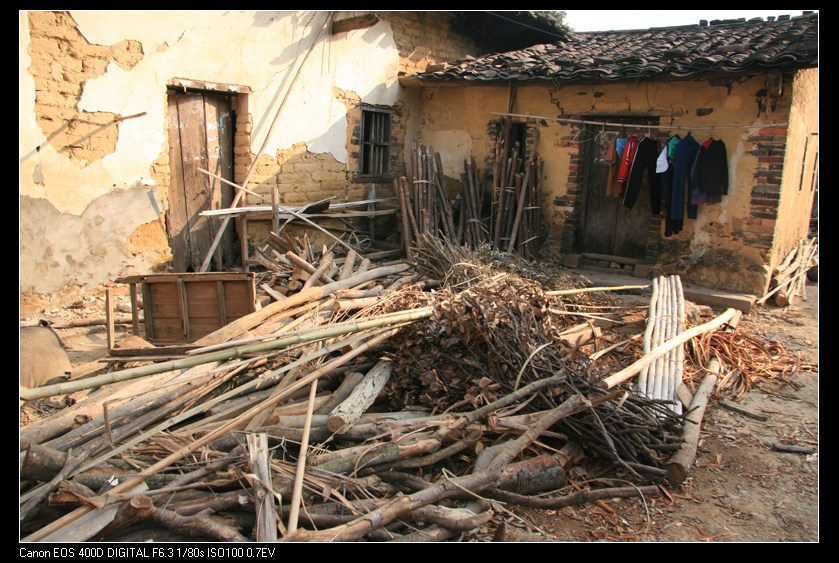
[415,13,818,83]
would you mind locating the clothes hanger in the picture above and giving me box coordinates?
[593,123,606,142]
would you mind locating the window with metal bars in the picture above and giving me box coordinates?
[360,109,391,177]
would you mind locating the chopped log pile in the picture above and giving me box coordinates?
[20,240,811,542]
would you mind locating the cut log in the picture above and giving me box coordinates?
[497,453,567,494]
[100,495,247,542]
[327,360,392,433]
[21,443,69,482]
[36,483,148,542]
[303,251,334,289]
[47,480,97,507]
[558,323,602,348]
[20,449,89,524]
[312,437,441,475]
[409,503,493,533]
[338,249,358,281]
[665,357,720,484]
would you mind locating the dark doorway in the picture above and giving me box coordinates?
[578,118,659,260]
[166,90,238,272]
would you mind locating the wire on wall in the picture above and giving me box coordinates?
[490,111,788,131]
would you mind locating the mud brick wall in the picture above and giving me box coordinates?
[382,12,481,76]
[27,11,143,165]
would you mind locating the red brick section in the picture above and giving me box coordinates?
[741,124,788,250]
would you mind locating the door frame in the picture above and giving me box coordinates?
[576,115,662,261]
[166,87,240,272]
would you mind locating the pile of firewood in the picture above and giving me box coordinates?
[22,238,810,542]
[20,243,691,542]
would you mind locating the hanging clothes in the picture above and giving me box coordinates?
[604,136,622,197]
[657,135,681,230]
[667,132,700,236]
[616,135,639,188]
[616,137,628,160]
[690,139,729,205]
[623,136,662,213]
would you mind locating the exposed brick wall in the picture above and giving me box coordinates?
[558,134,583,252]
[27,11,143,164]
[737,126,789,252]
[232,96,254,189]
[381,12,481,76]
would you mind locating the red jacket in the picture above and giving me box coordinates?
[617,135,639,189]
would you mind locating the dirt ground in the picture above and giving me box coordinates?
[510,276,819,543]
[20,269,818,543]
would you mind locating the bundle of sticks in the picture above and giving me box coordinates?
[396,129,543,262]
[638,276,686,414]
[758,237,818,307]
[395,143,487,259]
[491,121,542,261]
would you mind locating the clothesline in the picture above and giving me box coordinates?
[490,111,788,131]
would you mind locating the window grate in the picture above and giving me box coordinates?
[361,110,391,176]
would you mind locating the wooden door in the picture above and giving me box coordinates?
[167,91,237,272]
[578,124,655,260]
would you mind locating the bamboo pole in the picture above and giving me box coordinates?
[638,277,658,397]
[21,301,429,402]
[545,284,650,296]
[24,328,398,542]
[287,379,318,535]
[671,276,686,414]
[78,329,383,473]
[600,308,739,390]
[506,130,539,253]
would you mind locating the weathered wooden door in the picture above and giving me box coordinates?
[167,91,237,272]
[579,123,655,260]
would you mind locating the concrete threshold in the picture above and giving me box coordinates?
[567,266,758,314]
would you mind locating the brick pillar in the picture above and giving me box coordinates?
[743,126,787,251]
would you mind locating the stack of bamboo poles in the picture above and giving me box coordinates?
[395,133,543,261]
[459,156,486,249]
[637,275,686,415]
[395,143,487,259]
[758,237,818,307]
[491,123,542,260]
